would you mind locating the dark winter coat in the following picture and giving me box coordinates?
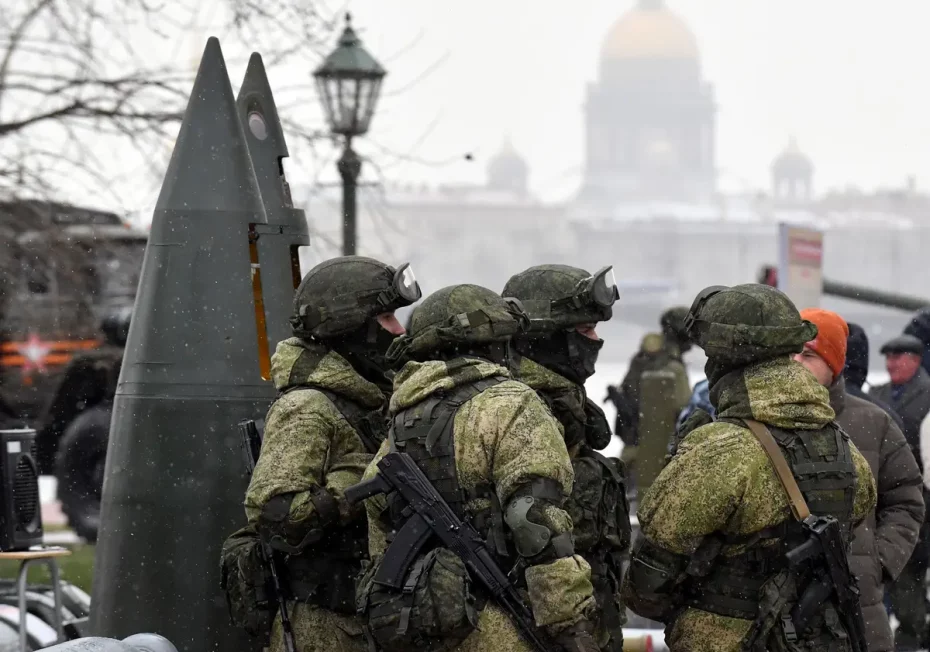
[846,383,906,433]
[870,367,930,473]
[833,377,924,652]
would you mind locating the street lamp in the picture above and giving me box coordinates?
[314,13,387,256]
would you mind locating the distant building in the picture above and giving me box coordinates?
[580,0,716,206]
[297,0,930,364]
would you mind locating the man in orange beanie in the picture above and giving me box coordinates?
[796,308,924,652]
[796,308,848,384]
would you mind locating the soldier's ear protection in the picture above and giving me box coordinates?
[684,285,728,337]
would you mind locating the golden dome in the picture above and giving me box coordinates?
[601,1,699,61]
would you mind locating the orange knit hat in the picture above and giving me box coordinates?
[799,308,849,379]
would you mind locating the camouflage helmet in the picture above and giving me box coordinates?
[387,284,528,361]
[660,306,691,341]
[290,256,421,339]
[501,264,617,332]
[684,283,817,365]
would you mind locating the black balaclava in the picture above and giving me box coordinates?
[513,335,608,449]
[514,330,603,386]
[329,318,397,393]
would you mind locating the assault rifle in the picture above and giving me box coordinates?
[344,451,554,652]
[785,514,867,652]
[239,419,298,652]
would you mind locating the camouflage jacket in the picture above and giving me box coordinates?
[623,356,877,652]
[244,337,385,553]
[517,356,630,649]
[362,357,596,649]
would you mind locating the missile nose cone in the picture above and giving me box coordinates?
[238,53,288,158]
[155,37,264,215]
[237,52,303,221]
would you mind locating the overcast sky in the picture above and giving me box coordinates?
[309,0,930,201]
[151,0,930,211]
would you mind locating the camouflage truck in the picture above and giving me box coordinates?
[0,200,146,541]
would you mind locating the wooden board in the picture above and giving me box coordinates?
[0,547,72,560]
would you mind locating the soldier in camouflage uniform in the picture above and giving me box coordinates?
[502,264,631,651]
[605,307,692,484]
[239,256,422,652]
[622,283,878,652]
[358,284,599,652]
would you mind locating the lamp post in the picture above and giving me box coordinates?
[314,13,386,256]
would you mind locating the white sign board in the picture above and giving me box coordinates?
[777,223,823,310]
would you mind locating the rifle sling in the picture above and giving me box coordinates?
[742,419,811,521]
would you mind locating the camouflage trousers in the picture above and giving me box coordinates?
[455,604,534,652]
[270,603,366,652]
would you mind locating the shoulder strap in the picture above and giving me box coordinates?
[278,385,383,454]
[742,419,811,521]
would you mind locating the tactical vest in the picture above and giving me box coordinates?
[565,447,630,652]
[383,375,510,550]
[685,421,857,625]
[277,385,388,613]
[359,375,510,652]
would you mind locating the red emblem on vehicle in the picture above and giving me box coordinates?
[17,333,52,375]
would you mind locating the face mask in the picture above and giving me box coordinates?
[565,330,604,382]
[517,330,603,385]
[331,320,399,392]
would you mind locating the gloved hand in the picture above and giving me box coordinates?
[555,621,600,652]
[603,385,623,405]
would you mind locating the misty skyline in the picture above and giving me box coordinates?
[314,0,930,203]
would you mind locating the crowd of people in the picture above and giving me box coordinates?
[219,254,930,652]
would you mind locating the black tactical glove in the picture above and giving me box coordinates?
[555,621,600,652]
[603,385,623,406]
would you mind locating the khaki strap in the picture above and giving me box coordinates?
[742,419,811,521]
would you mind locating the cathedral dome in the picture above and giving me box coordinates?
[601,1,699,62]
[487,138,529,195]
[773,138,813,177]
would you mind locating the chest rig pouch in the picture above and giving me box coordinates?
[275,385,388,613]
[566,447,630,651]
[684,419,861,651]
[357,376,508,652]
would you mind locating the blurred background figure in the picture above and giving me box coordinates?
[904,309,930,376]
[844,323,905,430]
[870,334,930,651]
[605,306,692,497]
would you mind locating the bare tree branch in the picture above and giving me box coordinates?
[0,0,342,207]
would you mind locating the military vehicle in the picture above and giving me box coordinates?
[0,200,146,540]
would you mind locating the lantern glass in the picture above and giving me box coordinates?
[315,74,383,137]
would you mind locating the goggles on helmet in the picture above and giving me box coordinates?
[552,266,620,311]
[683,285,727,337]
[374,262,422,310]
